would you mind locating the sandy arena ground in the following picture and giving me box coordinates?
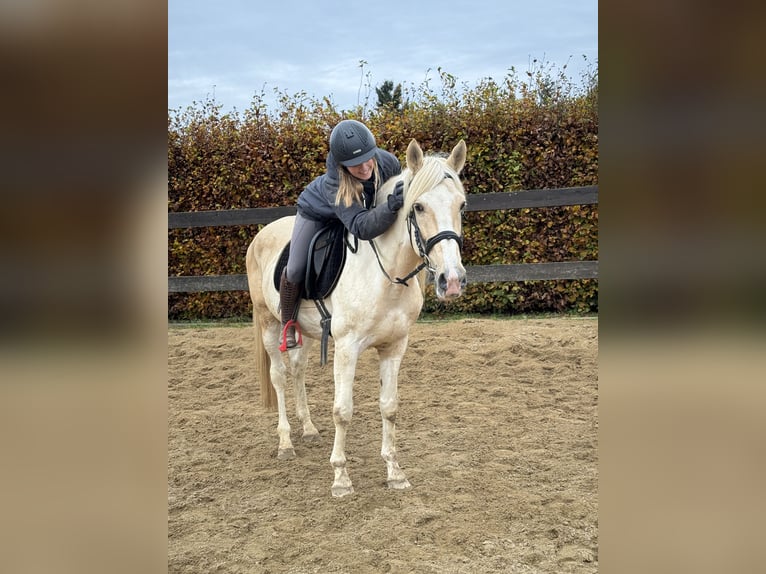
[168,316,598,573]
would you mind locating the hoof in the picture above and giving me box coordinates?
[302,432,320,443]
[331,484,354,498]
[387,478,412,491]
[277,448,296,460]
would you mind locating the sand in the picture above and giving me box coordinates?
[168,316,598,573]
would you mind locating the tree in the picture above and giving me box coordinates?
[375,80,404,111]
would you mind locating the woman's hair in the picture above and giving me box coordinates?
[334,159,381,207]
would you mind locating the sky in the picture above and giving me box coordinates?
[168,0,597,114]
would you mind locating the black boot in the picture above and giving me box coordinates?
[279,269,302,351]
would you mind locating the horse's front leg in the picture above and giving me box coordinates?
[378,337,411,491]
[329,342,359,497]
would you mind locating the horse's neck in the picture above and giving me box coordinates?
[365,207,421,278]
[355,174,414,274]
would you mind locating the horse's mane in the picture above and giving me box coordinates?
[402,155,465,213]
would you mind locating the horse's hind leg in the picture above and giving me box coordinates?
[262,323,297,460]
[378,340,412,490]
[287,338,319,442]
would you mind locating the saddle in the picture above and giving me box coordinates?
[273,220,353,365]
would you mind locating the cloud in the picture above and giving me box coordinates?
[168,0,597,113]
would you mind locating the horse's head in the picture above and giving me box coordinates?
[402,139,468,300]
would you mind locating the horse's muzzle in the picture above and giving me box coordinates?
[436,268,467,300]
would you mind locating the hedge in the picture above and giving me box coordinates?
[168,62,598,319]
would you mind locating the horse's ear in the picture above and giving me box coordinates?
[406,139,424,174]
[446,140,466,174]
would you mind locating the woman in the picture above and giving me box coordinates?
[279,119,405,350]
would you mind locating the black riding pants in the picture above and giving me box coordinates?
[286,213,326,284]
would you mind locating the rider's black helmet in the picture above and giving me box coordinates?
[329,120,377,166]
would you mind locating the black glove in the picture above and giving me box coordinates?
[387,180,404,212]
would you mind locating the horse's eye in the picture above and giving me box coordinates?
[459,201,466,212]
[413,203,425,213]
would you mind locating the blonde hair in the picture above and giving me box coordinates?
[335,159,381,207]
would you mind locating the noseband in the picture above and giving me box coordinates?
[409,211,464,259]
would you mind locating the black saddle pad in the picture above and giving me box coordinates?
[274,221,348,300]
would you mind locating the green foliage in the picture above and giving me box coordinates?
[169,59,598,319]
[375,80,404,112]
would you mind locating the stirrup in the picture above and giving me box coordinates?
[279,320,303,352]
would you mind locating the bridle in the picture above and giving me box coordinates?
[368,174,464,287]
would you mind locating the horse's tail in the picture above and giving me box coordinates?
[253,311,278,411]
[247,237,278,412]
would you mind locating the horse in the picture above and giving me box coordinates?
[245,138,467,497]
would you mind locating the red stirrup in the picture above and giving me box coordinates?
[279,320,303,352]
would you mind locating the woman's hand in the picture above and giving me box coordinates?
[387,180,404,212]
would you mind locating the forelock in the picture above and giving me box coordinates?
[403,156,464,212]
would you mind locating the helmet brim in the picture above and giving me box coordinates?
[339,147,377,167]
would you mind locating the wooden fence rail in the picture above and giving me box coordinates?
[168,185,598,293]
